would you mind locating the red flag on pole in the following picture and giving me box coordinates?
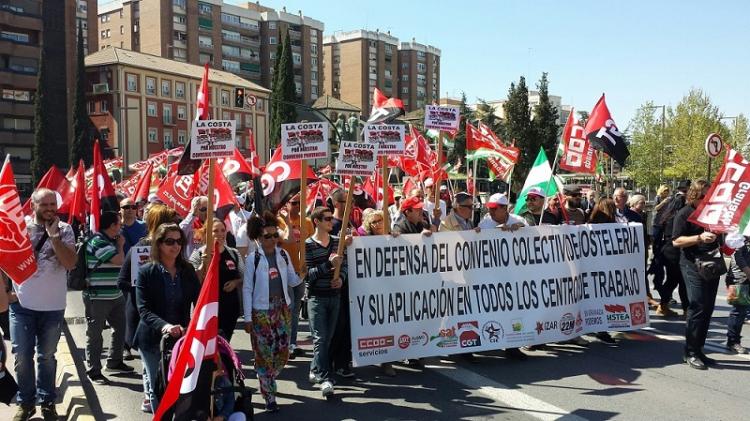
[559,108,597,174]
[89,139,119,232]
[67,160,88,225]
[584,94,629,166]
[0,155,37,284]
[22,166,69,216]
[130,162,154,203]
[247,128,261,176]
[177,63,210,175]
[153,241,220,421]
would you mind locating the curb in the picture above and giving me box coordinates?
[59,321,96,420]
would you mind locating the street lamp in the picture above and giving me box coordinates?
[644,104,666,183]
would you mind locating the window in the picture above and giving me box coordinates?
[222,111,231,120]
[311,85,318,95]
[173,0,186,9]
[163,129,173,148]
[173,48,187,60]
[221,90,230,106]
[87,101,95,114]
[269,51,276,60]
[120,25,124,34]
[268,36,277,45]
[292,53,302,64]
[268,22,276,30]
[417,63,426,73]
[311,57,318,66]
[221,60,240,73]
[0,31,30,43]
[147,101,157,117]
[198,2,211,15]
[163,104,172,124]
[198,17,212,30]
[8,57,37,74]
[417,51,426,59]
[148,127,158,143]
[100,100,108,113]
[402,62,409,69]
[2,117,32,131]
[221,29,240,42]
[310,44,318,55]
[240,17,259,31]
[2,89,32,102]
[173,14,186,24]
[175,82,185,99]
[256,99,264,111]
[173,30,187,41]
[401,87,409,94]
[100,30,106,39]
[385,44,393,54]
[177,105,186,120]
[145,77,156,95]
[311,71,317,81]
[222,45,240,57]
[198,35,213,48]
[106,29,110,38]
[401,75,408,82]
[199,53,212,64]
[245,114,253,129]
[310,29,317,37]
[161,80,171,97]
[221,13,240,26]
[177,130,187,145]
[78,1,88,13]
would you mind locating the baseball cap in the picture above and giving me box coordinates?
[526,186,546,199]
[423,178,434,187]
[400,196,424,211]
[393,188,403,198]
[486,193,509,209]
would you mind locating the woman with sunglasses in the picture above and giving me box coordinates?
[134,223,200,412]
[242,212,301,412]
[189,217,245,342]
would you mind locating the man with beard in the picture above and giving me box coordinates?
[520,187,562,226]
[563,186,587,225]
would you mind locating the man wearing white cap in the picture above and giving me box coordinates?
[520,186,561,226]
[479,193,527,230]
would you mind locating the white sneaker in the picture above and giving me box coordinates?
[321,380,334,397]
[308,371,322,384]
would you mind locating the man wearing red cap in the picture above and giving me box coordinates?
[393,196,436,236]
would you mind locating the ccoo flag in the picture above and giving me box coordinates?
[0,155,37,284]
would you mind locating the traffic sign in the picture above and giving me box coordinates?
[705,133,723,158]
[245,94,257,107]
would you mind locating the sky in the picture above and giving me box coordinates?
[101,0,750,128]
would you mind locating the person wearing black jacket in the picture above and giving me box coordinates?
[725,238,750,355]
[134,224,200,411]
[672,180,722,370]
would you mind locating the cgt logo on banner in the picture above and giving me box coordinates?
[347,223,648,367]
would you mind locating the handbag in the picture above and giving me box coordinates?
[0,369,18,405]
[694,248,727,279]
[728,283,750,307]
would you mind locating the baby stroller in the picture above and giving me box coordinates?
[157,334,254,420]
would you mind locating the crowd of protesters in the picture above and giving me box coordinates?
[2,176,749,420]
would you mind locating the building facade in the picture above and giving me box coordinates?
[84,47,271,172]
[397,40,441,113]
[482,91,569,126]
[98,0,323,104]
[1,0,93,194]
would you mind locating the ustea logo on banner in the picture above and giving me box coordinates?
[481,321,504,344]
[630,302,647,326]
[430,326,458,348]
[457,321,482,348]
[605,304,631,328]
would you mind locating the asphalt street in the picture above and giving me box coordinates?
[61,288,749,421]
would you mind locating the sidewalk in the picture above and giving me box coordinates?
[0,322,94,421]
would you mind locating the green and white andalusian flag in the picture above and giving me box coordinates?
[513,147,562,214]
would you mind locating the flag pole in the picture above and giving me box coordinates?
[299,159,308,273]
[333,179,355,281]
[204,158,216,263]
[434,131,444,207]
[542,142,562,213]
[381,155,390,234]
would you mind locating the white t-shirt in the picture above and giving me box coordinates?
[234,222,257,257]
[423,199,447,224]
[478,213,528,230]
[14,222,75,311]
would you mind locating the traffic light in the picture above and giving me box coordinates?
[235,88,244,108]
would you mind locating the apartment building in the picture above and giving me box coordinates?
[322,30,398,118]
[1,0,93,194]
[85,47,271,170]
[98,0,324,104]
[398,39,441,113]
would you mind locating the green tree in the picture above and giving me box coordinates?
[447,92,472,169]
[577,110,590,127]
[626,102,663,188]
[70,23,93,167]
[503,76,535,190]
[532,72,559,162]
[474,98,504,137]
[30,48,55,185]
[269,31,297,146]
[725,113,750,156]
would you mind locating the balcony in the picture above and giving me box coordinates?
[288,29,301,39]
[163,116,175,126]
[240,36,260,48]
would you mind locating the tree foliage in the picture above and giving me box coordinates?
[269,31,297,146]
[503,76,535,190]
[626,102,664,188]
[30,48,54,185]
[447,92,472,169]
[71,23,93,167]
[532,72,559,162]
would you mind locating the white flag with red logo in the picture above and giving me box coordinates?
[0,155,37,284]
[247,129,261,176]
[153,242,220,421]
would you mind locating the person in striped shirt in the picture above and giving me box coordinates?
[84,211,134,385]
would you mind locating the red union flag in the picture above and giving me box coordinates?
[689,147,750,235]
[0,155,37,284]
[156,171,195,217]
[559,109,597,174]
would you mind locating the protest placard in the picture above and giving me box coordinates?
[335,141,379,177]
[424,105,460,131]
[189,120,236,159]
[130,245,152,286]
[281,122,330,161]
[347,223,647,366]
[364,124,405,156]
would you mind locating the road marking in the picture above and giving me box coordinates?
[426,363,587,421]
[640,327,750,361]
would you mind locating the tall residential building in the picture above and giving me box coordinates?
[322,30,399,118]
[397,39,441,113]
[481,91,569,125]
[98,1,324,104]
[1,0,95,195]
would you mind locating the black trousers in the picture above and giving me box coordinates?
[659,260,688,309]
[329,291,352,371]
[679,257,719,355]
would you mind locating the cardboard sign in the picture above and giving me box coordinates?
[130,246,152,286]
[190,120,236,159]
[364,124,405,156]
[424,105,460,131]
[335,141,378,177]
[281,122,330,161]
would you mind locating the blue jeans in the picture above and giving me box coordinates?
[9,302,65,405]
[727,303,749,345]
[140,343,161,411]
[307,295,340,381]
[680,257,719,355]
[289,283,305,346]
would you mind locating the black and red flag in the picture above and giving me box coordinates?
[260,148,317,213]
[177,63,210,175]
[584,94,629,166]
[367,87,404,124]
[217,148,255,188]
[194,160,239,220]
[153,241,221,421]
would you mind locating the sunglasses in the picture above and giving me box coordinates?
[121,205,137,210]
[321,216,334,222]
[459,204,474,209]
[371,219,383,224]
[289,201,300,206]
[336,200,347,204]
[526,196,541,201]
[162,238,183,246]
[263,232,280,240]
[199,207,208,212]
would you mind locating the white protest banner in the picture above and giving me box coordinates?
[424,105,460,131]
[347,223,647,367]
[281,122,330,161]
[335,141,379,177]
[190,120,236,159]
[129,246,152,286]
[364,124,405,156]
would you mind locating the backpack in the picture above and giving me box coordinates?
[252,249,290,286]
[67,236,91,290]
